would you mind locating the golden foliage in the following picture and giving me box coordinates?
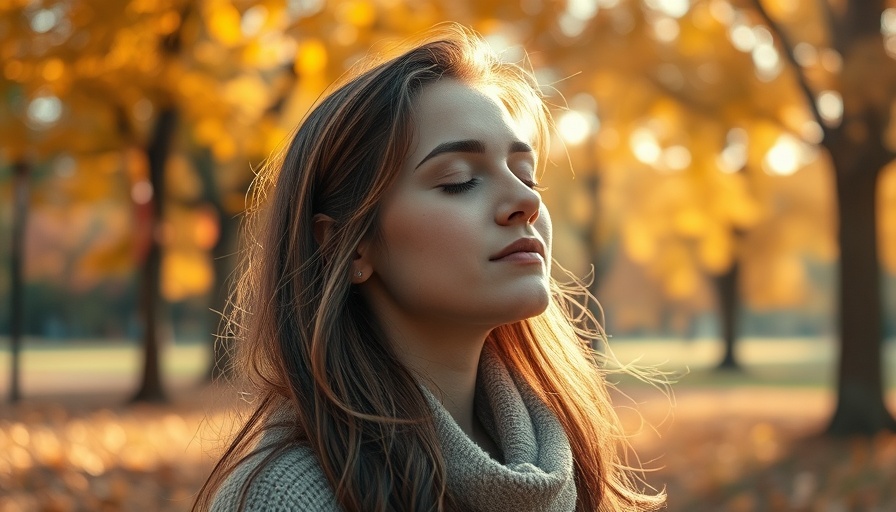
[1,0,892,311]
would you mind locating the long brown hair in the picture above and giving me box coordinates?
[194,23,665,512]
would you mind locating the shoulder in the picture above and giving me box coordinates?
[211,443,340,511]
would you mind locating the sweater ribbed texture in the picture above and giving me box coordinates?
[211,346,576,511]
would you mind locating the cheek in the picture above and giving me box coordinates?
[538,204,553,257]
[379,199,479,265]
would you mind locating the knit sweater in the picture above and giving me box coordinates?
[211,346,576,511]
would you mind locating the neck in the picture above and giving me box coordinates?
[381,318,490,436]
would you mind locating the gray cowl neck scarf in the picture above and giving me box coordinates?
[210,345,577,511]
[424,345,577,512]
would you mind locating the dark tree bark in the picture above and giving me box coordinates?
[714,261,741,371]
[130,107,178,403]
[826,111,896,435]
[8,160,29,403]
[129,5,189,403]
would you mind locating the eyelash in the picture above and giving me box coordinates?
[441,178,481,194]
[439,177,546,194]
[522,180,547,192]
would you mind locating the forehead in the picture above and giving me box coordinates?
[409,79,534,150]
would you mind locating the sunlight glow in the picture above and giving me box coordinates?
[708,0,735,25]
[883,9,896,57]
[662,145,691,171]
[645,0,691,19]
[816,90,843,125]
[558,110,593,146]
[30,8,58,33]
[27,95,62,125]
[485,31,525,63]
[630,127,662,165]
[652,17,680,43]
[882,8,896,36]
[287,0,324,18]
[559,13,587,38]
[752,44,779,70]
[729,23,755,52]
[763,134,803,176]
[241,5,267,36]
[753,43,781,80]
[568,0,599,19]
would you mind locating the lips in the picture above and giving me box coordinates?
[489,238,546,261]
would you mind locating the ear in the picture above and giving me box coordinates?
[351,237,374,284]
[312,213,335,247]
[315,213,374,284]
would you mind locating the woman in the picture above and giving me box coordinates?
[195,23,665,512]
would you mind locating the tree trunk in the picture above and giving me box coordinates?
[714,260,741,371]
[8,160,29,403]
[130,107,178,403]
[826,134,896,435]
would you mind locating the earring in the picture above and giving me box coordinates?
[356,271,363,278]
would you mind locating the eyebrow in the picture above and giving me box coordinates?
[415,139,534,169]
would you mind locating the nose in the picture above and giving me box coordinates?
[496,176,541,226]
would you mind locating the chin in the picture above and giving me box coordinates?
[503,290,551,323]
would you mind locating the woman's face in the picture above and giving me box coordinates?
[359,78,552,331]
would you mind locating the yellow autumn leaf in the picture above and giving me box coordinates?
[294,39,328,77]
[223,74,269,120]
[194,117,225,146]
[673,207,708,237]
[622,218,657,263]
[206,1,243,47]
[212,137,238,161]
[341,0,376,28]
[162,249,214,301]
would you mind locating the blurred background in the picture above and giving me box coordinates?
[1,0,895,510]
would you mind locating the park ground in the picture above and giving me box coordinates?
[1,337,895,511]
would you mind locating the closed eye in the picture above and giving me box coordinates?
[440,178,480,194]
[521,178,547,192]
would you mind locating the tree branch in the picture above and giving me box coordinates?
[746,0,829,137]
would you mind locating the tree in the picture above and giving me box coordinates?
[0,0,295,401]
[750,0,896,434]
[546,0,895,434]
[7,160,29,402]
